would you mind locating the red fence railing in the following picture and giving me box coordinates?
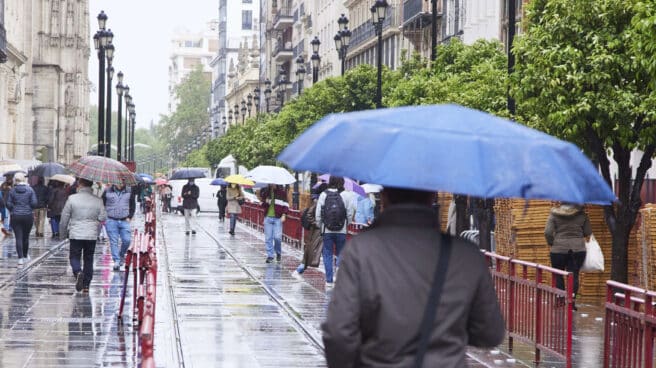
[240,202,303,248]
[484,252,573,368]
[603,280,656,368]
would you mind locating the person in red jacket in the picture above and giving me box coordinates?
[259,184,289,263]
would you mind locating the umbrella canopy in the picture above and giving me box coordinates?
[2,169,26,177]
[247,165,296,185]
[155,178,169,186]
[210,178,229,186]
[32,163,66,177]
[170,168,206,180]
[362,183,383,193]
[49,174,75,185]
[278,104,616,205]
[138,173,154,181]
[316,174,366,196]
[68,156,137,186]
[224,174,255,186]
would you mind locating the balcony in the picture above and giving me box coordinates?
[403,0,435,27]
[0,25,6,64]
[273,7,293,30]
[272,41,293,63]
[349,6,399,50]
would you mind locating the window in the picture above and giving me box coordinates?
[242,10,253,30]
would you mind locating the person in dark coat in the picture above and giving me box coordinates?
[31,177,49,237]
[181,178,199,235]
[47,180,69,238]
[544,203,592,310]
[6,173,37,266]
[293,184,326,277]
[322,187,505,368]
[216,186,228,222]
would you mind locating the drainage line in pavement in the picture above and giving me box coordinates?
[202,227,325,353]
[0,238,69,290]
[158,221,187,368]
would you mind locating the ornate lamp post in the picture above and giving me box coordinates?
[295,56,306,95]
[253,87,260,115]
[311,36,321,83]
[123,87,131,160]
[240,100,247,123]
[228,109,233,126]
[104,33,114,158]
[247,93,253,116]
[278,68,288,107]
[222,116,227,133]
[334,14,351,76]
[116,71,125,161]
[234,104,240,124]
[129,106,136,161]
[264,79,272,113]
[94,11,109,156]
[371,0,389,109]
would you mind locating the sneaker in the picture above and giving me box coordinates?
[75,273,84,292]
[191,230,197,235]
[265,257,274,264]
[17,258,24,267]
[185,231,190,236]
[325,282,334,289]
[229,230,235,236]
[276,253,281,262]
[26,254,31,261]
[112,262,120,271]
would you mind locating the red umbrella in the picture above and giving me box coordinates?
[68,156,137,186]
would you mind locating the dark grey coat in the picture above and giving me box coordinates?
[322,204,505,368]
[544,205,592,254]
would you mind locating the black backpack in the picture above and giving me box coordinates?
[301,207,313,230]
[321,191,347,231]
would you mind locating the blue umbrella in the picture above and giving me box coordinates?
[210,178,228,186]
[138,173,154,181]
[170,168,206,180]
[278,104,616,205]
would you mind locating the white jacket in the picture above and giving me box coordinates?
[60,187,107,240]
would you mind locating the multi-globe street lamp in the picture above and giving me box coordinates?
[240,100,247,123]
[334,14,351,76]
[94,11,109,157]
[247,93,253,117]
[264,79,272,113]
[105,40,115,158]
[311,36,321,84]
[253,87,260,115]
[123,86,131,159]
[371,0,389,109]
[234,104,240,124]
[295,56,306,95]
[116,71,125,161]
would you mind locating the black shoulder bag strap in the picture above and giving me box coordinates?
[413,235,453,368]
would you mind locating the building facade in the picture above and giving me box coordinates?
[211,0,259,136]
[168,21,218,113]
[0,0,90,163]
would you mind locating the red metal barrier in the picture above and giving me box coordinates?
[282,210,302,248]
[484,252,573,368]
[603,280,656,368]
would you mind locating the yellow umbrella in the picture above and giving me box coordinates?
[224,174,255,186]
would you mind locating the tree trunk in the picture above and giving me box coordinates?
[475,198,495,252]
[455,194,468,236]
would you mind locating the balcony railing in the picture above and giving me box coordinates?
[349,6,399,50]
[273,7,293,30]
[403,0,433,25]
[0,25,6,63]
[273,41,293,59]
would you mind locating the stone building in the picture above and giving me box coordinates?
[224,37,260,129]
[0,0,90,164]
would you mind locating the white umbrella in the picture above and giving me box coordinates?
[246,165,296,185]
[50,174,75,185]
[362,183,383,193]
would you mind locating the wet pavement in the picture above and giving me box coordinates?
[0,227,137,367]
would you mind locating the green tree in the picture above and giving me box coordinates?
[181,144,210,167]
[511,0,656,283]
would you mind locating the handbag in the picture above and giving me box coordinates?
[581,234,604,272]
[237,198,245,206]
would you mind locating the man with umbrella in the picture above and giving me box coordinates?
[102,179,137,270]
[182,178,200,235]
[31,177,50,237]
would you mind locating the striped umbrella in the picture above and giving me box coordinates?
[68,156,137,186]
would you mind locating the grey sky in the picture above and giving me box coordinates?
[88,0,217,129]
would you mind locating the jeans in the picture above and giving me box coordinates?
[184,209,197,232]
[10,214,33,258]
[69,239,96,289]
[322,232,346,283]
[33,208,46,235]
[50,216,60,234]
[229,213,238,232]
[550,251,586,296]
[106,219,132,264]
[264,216,282,258]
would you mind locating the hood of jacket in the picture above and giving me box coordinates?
[551,205,583,217]
[14,183,28,193]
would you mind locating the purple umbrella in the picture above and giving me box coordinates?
[315,174,366,196]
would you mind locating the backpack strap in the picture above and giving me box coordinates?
[413,234,452,368]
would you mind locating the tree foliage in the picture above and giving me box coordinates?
[511,0,656,283]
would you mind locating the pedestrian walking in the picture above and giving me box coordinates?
[47,180,69,238]
[544,203,592,311]
[226,183,244,236]
[139,183,153,214]
[60,178,107,292]
[354,193,375,225]
[315,176,355,287]
[294,186,325,276]
[5,173,37,266]
[31,177,49,237]
[182,178,199,235]
[216,186,228,222]
[102,182,137,271]
[322,187,505,367]
[259,184,289,263]
[0,189,7,237]
[1,174,13,233]
[159,184,172,213]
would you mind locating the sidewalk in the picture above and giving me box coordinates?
[155,212,520,367]
[0,229,137,366]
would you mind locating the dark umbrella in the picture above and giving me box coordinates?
[32,163,66,177]
[3,170,26,177]
[170,168,206,180]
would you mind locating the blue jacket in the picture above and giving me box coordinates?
[7,184,37,216]
[355,196,374,224]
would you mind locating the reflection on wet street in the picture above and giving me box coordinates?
[0,231,136,366]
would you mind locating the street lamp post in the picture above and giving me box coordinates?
[295,56,306,95]
[240,100,247,123]
[247,93,253,117]
[234,104,240,124]
[94,11,109,156]
[129,108,136,161]
[264,79,272,113]
[123,86,130,159]
[311,36,321,84]
[104,34,114,157]
[253,87,260,115]
[334,15,351,76]
[116,71,124,161]
[278,68,288,108]
[228,109,233,126]
[371,0,388,109]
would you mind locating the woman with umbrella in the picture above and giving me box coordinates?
[47,177,71,238]
[5,173,37,266]
[226,182,245,236]
[216,185,228,223]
